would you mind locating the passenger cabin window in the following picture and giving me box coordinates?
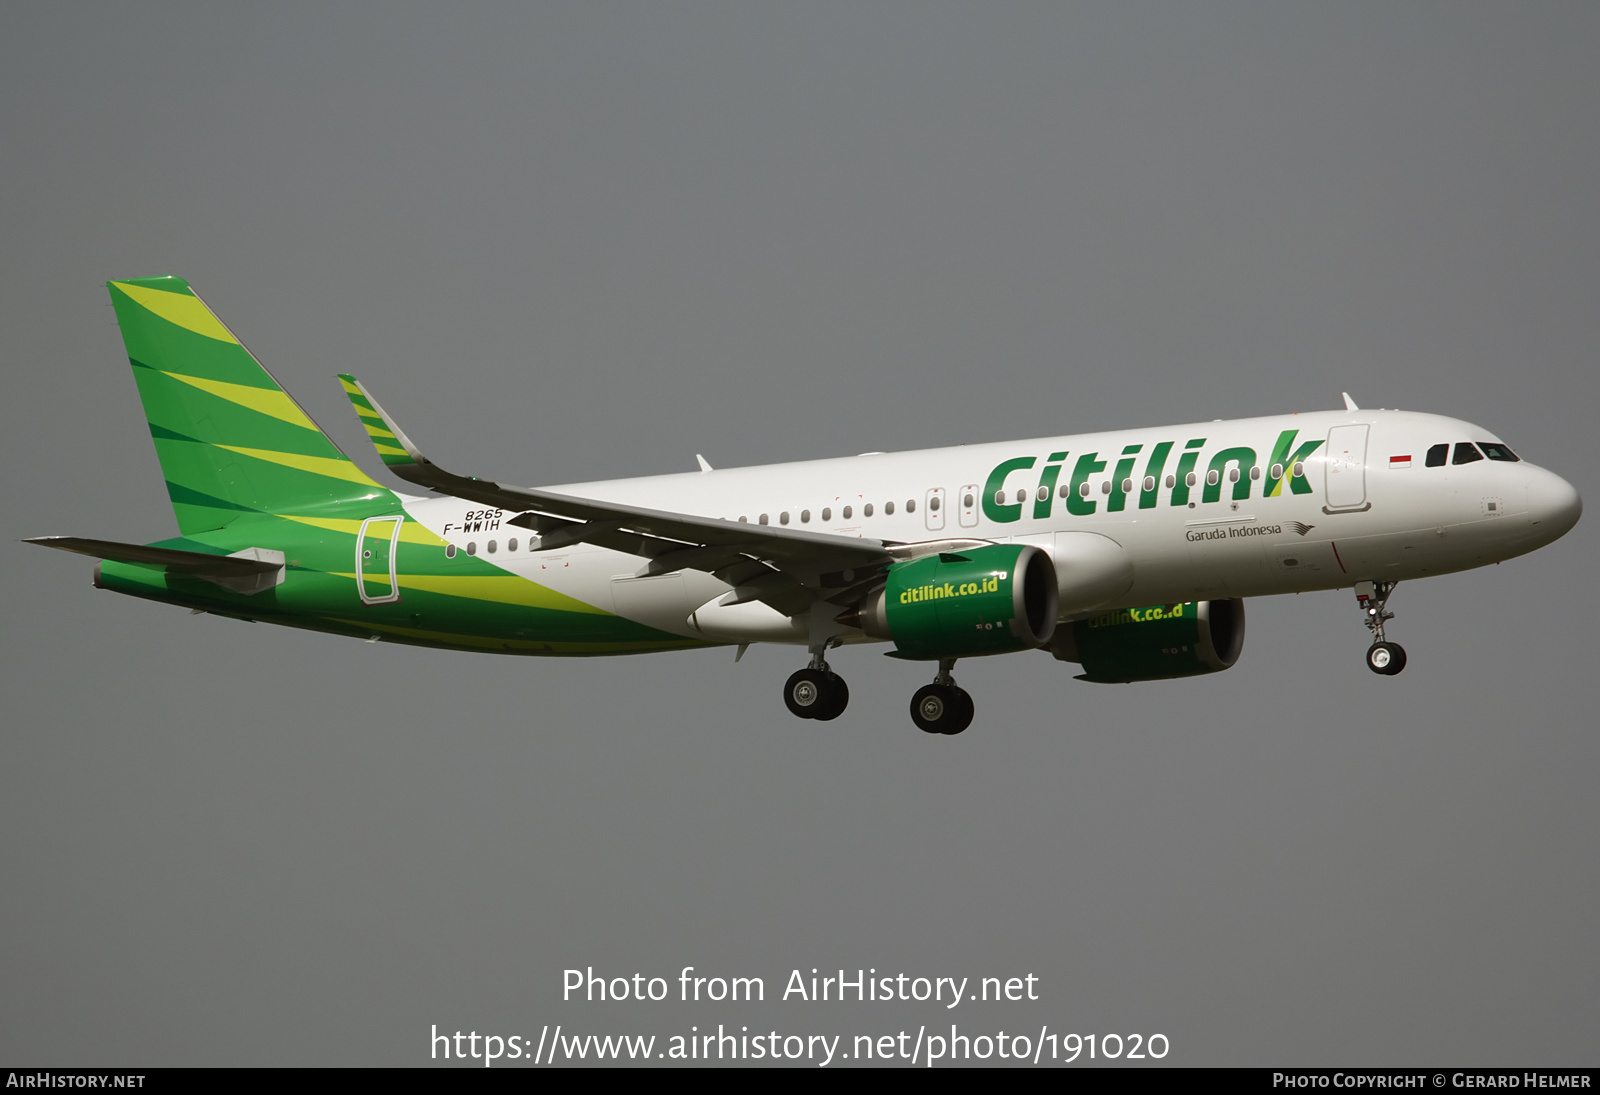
[1426,444,1448,467]
[885,501,895,515]
[1479,442,1520,462]
[1453,442,1484,465]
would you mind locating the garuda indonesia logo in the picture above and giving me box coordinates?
[1286,521,1315,537]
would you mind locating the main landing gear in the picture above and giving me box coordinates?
[779,652,976,734]
[910,659,973,736]
[783,648,849,721]
[1355,580,1407,676]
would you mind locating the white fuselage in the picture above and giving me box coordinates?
[398,408,1582,644]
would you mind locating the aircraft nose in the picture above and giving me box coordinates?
[1525,466,1582,541]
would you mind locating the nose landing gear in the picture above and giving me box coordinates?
[910,659,974,735]
[1355,581,1407,676]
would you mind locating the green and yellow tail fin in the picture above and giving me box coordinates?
[108,276,384,534]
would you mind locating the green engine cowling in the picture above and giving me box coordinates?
[857,543,1059,660]
[1048,599,1245,683]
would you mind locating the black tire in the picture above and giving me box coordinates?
[911,684,947,734]
[1366,641,1407,676]
[946,686,975,735]
[813,675,850,721]
[911,683,972,735]
[784,668,830,718]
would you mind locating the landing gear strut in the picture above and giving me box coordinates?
[783,645,849,721]
[910,658,974,735]
[1355,581,1407,676]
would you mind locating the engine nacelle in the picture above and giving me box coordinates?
[1048,599,1245,683]
[857,543,1058,660]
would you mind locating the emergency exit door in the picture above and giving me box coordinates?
[357,516,403,604]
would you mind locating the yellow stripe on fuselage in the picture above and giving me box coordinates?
[277,514,445,545]
[327,572,612,616]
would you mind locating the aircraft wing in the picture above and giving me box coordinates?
[338,375,898,616]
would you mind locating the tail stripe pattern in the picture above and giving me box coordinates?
[338,377,414,466]
[109,277,381,533]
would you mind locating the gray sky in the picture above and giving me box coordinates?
[3,3,1596,1066]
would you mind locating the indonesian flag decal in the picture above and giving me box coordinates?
[1390,454,1412,469]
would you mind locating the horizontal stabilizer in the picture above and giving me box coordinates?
[26,537,286,595]
[27,536,278,573]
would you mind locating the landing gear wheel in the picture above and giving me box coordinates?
[784,668,828,719]
[910,684,974,736]
[950,686,974,729]
[784,668,849,719]
[1354,582,1407,678]
[813,675,849,721]
[1366,641,1407,676]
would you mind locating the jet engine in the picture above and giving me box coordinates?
[853,543,1058,660]
[1048,599,1245,683]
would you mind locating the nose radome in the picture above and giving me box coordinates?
[1526,467,1582,541]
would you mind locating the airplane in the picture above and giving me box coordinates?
[28,276,1583,735]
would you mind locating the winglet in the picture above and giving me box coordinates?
[338,374,432,471]
[1342,392,1360,411]
[696,454,713,473]
[336,374,505,500]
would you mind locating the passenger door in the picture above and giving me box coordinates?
[1324,424,1371,513]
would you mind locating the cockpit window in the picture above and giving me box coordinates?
[1453,442,1484,465]
[1478,442,1520,462]
[1425,443,1448,468]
